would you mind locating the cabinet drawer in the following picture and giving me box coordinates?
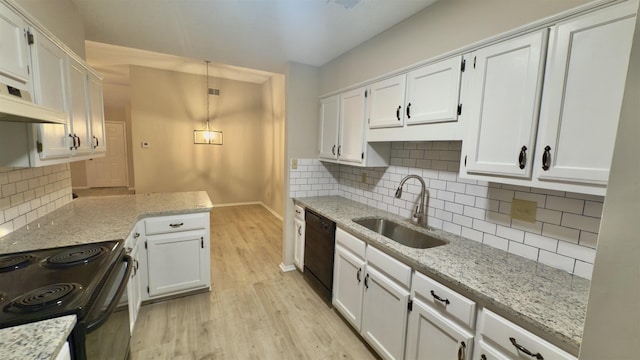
[479,310,576,360]
[366,245,411,288]
[412,271,476,328]
[474,339,510,360]
[336,227,365,259]
[145,213,209,235]
[294,205,305,221]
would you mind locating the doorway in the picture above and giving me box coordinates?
[86,121,129,188]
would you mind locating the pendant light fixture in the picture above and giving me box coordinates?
[194,60,223,145]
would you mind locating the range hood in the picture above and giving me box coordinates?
[0,82,66,124]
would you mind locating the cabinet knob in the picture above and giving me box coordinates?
[133,232,140,239]
[542,145,552,171]
[518,145,527,169]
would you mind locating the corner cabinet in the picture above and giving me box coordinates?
[319,88,390,167]
[141,212,211,301]
[125,224,143,335]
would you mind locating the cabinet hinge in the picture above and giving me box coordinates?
[473,56,477,69]
[201,237,204,249]
[457,104,463,116]
[36,141,43,153]
[461,59,466,72]
[26,31,34,45]
[408,300,413,312]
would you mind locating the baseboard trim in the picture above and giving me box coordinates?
[260,202,283,221]
[279,263,296,272]
[72,186,90,190]
[212,201,261,208]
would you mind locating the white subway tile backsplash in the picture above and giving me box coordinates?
[292,142,604,279]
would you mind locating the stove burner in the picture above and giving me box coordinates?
[6,283,81,313]
[0,254,36,273]
[45,245,108,267]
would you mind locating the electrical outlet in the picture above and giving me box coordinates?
[511,198,537,223]
[361,172,367,184]
[291,159,298,170]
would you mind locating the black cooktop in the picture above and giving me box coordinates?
[0,240,123,329]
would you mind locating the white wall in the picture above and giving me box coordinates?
[12,0,86,58]
[320,0,591,93]
[260,74,286,218]
[579,7,640,359]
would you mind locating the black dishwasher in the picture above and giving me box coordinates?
[303,210,336,303]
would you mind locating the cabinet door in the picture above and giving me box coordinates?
[88,72,106,153]
[338,87,366,164]
[67,58,92,155]
[405,298,474,360]
[332,245,365,331]
[0,2,30,83]
[127,237,142,334]
[319,95,340,160]
[361,266,410,360]
[368,74,406,128]
[146,229,209,297]
[535,2,636,185]
[406,56,463,126]
[474,340,510,360]
[293,217,305,271]
[29,28,70,160]
[464,30,547,178]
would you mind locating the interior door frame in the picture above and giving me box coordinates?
[86,121,129,188]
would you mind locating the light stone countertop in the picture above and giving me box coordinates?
[295,196,590,356]
[0,191,213,254]
[0,191,213,358]
[0,315,76,360]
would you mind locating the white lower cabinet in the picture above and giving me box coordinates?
[293,205,305,271]
[406,271,476,360]
[332,228,411,360]
[140,212,211,301]
[125,225,142,334]
[54,341,71,360]
[477,309,576,360]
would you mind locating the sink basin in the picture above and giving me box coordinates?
[352,218,447,249]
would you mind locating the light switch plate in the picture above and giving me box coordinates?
[291,159,298,170]
[511,198,537,223]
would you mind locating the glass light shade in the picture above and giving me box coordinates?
[194,130,223,145]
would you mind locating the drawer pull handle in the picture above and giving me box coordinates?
[133,232,140,239]
[542,145,551,171]
[169,222,184,228]
[509,337,544,359]
[297,226,302,236]
[518,145,527,169]
[356,268,361,283]
[396,106,401,121]
[457,341,466,360]
[430,290,450,305]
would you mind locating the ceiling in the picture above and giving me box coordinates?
[71,0,438,73]
[73,0,439,108]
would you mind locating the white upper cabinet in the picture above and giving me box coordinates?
[88,72,106,153]
[29,27,70,160]
[319,94,340,160]
[67,58,92,155]
[405,55,463,126]
[368,74,407,128]
[0,2,30,85]
[319,88,390,167]
[338,88,367,163]
[534,1,637,187]
[463,30,548,178]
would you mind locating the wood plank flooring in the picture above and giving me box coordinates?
[130,205,378,360]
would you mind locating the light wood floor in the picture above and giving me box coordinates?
[130,204,378,360]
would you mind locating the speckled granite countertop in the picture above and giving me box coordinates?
[295,196,590,356]
[0,191,213,254]
[0,191,212,358]
[0,315,75,360]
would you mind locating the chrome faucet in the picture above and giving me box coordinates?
[395,174,428,227]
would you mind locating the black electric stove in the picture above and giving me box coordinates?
[0,240,133,360]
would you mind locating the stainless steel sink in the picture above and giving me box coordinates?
[353,218,447,249]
